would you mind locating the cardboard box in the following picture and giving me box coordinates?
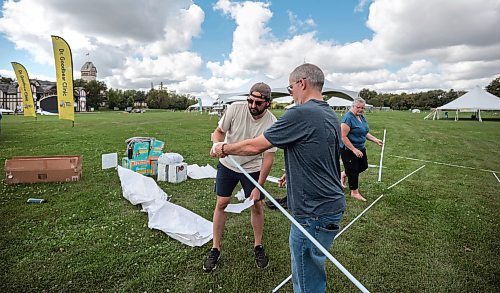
[148,139,165,160]
[150,159,158,176]
[122,158,151,176]
[5,155,82,184]
[157,162,187,183]
[131,141,150,161]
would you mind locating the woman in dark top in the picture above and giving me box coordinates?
[340,97,383,201]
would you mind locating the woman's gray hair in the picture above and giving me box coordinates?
[352,97,366,106]
[289,63,324,91]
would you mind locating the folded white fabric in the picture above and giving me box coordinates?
[224,197,254,214]
[235,188,245,201]
[187,164,217,179]
[158,153,184,165]
[117,166,212,247]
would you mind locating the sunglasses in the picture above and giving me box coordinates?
[247,93,268,106]
[247,98,266,106]
[286,78,305,94]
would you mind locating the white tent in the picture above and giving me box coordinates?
[187,98,214,111]
[216,74,359,104]
[327,97,353,107]
[273,96,294,104]
[272,79,358,100]
[427,86,500,121]
[217,74,284,104]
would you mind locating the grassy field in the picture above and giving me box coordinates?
[0,110,499,292]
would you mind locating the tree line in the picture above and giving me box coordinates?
[361,76,500,110]
[72,75,500,111]
[74,79,197,111]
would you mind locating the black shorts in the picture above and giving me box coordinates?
[215,162,262,199]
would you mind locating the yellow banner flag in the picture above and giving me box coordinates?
[11,62,36,117]
[51,35,75,121]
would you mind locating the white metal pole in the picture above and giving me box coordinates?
[386,165,426,190]
[493,173,500,183]
[392,155,497,173]
[227,156,369,293]
[377,129,386,182]
[272,275,292,293]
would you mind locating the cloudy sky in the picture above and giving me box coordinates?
[0,0,499,98]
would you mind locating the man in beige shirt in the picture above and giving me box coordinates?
[204,82,277,273]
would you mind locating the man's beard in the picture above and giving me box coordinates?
[249,106,266,117]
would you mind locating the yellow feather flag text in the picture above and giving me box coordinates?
[11,62,36,117]
[51,35,75,121]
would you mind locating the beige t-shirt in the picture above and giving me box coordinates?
[219,102,277,173]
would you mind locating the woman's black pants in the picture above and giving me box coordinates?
[340,148,368,190]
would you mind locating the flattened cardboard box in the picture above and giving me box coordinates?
[4,155,82,184]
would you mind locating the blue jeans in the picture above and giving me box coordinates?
[289,211,344,293]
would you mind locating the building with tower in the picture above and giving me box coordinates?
[80,61,97,81]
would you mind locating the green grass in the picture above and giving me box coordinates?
[0,110,499,292]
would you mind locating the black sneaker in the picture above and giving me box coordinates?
[254,245,269,269]
[265,196,287,210]
[278,197,288,209]
[203,248,221,273]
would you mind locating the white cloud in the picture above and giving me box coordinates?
[208,1,384,81]
[0,69,16,79]
[287,11,316,35]
[0,0,205,89]
[355,0,371,12]
[1,0,498,96]
[368,0,500,54]
[208,0,500,93]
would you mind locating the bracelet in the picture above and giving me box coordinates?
[221,143,227,155]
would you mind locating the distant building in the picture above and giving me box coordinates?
[80,61,97,81]
[0,79,87,113]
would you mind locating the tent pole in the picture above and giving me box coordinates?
[478,109,482,122]
[455,110,458,121]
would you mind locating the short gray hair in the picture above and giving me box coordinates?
[352,97,366,106]
[289,63,324,92]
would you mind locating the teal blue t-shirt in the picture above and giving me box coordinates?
[263,100,345,217]
[340,111,369,150]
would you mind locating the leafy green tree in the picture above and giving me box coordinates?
[73,78,86,88]
[107,88,123,109]
[134,91,146,103]
[146,89,160,109]
[486,76,500,97]
[145,89,196,110]
[359,88,378,101]
[84,80,107,110]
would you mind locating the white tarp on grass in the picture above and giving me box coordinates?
[117,166,213,247]
[187,164,217,179]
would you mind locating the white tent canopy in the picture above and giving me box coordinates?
[273,96,294,104]
[188,99,213,108]
[327,97,353,107]
[437,86,500,111]
[427,86,500,121]
[216,74,359,104]
[217,74,283,104]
